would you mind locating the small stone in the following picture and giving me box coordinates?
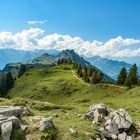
[118,132,127,140]
[21,125,28,133]
[77,114,82,117]
[69,128,76,134]
[37,116,54,131]
[111,134,117,139]
[53,114,59,117]
[126,135,133,140]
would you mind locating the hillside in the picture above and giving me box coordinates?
[85,56,140,80]
[9,64,140,121]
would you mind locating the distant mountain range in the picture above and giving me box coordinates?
[0,48,139,80]
[85,56,140,80]
[0,49,60,69]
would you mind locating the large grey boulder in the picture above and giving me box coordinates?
[0,106,32,117]
[37,117,54,131]
[0,106,31,139]
[111,109,132,130]
[1,121,12,140]
[0,106,22,117]
[0,115,21,127]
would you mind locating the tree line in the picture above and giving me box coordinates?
[117,64,139,88]
[0,72,14,97]
[57,58,73,65]
[0,64,27,97]
[73,63,104,84]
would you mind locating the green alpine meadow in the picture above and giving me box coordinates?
[0,0,140,140]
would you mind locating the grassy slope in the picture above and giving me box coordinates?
[9,64,140,120]
[5,65,140,140]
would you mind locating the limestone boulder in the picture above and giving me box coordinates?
[37,116,54,131]
[1,121,12,140]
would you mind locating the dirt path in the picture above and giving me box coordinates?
[72,70,91,86]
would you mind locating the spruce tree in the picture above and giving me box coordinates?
[117,67,127,85]
[125,64,138,88]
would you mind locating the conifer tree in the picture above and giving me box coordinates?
[117,67,127,85]
[125,64,138,88]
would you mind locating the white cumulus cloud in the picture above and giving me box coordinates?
[0,28,140,57]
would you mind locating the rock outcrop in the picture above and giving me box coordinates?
[84,104,138,140]
[0,106,32,140]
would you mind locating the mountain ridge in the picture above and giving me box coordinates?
[85,55,140,80]
[3,49,114,82]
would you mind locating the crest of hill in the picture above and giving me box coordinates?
[31,49,91,68]
[3,49,114,81]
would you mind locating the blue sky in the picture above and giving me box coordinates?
[0,0,140,41]
[0,0,140,60]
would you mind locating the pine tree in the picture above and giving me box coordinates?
[117,67,127,85]
[18,64,26,78]
[125,64,138,88]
